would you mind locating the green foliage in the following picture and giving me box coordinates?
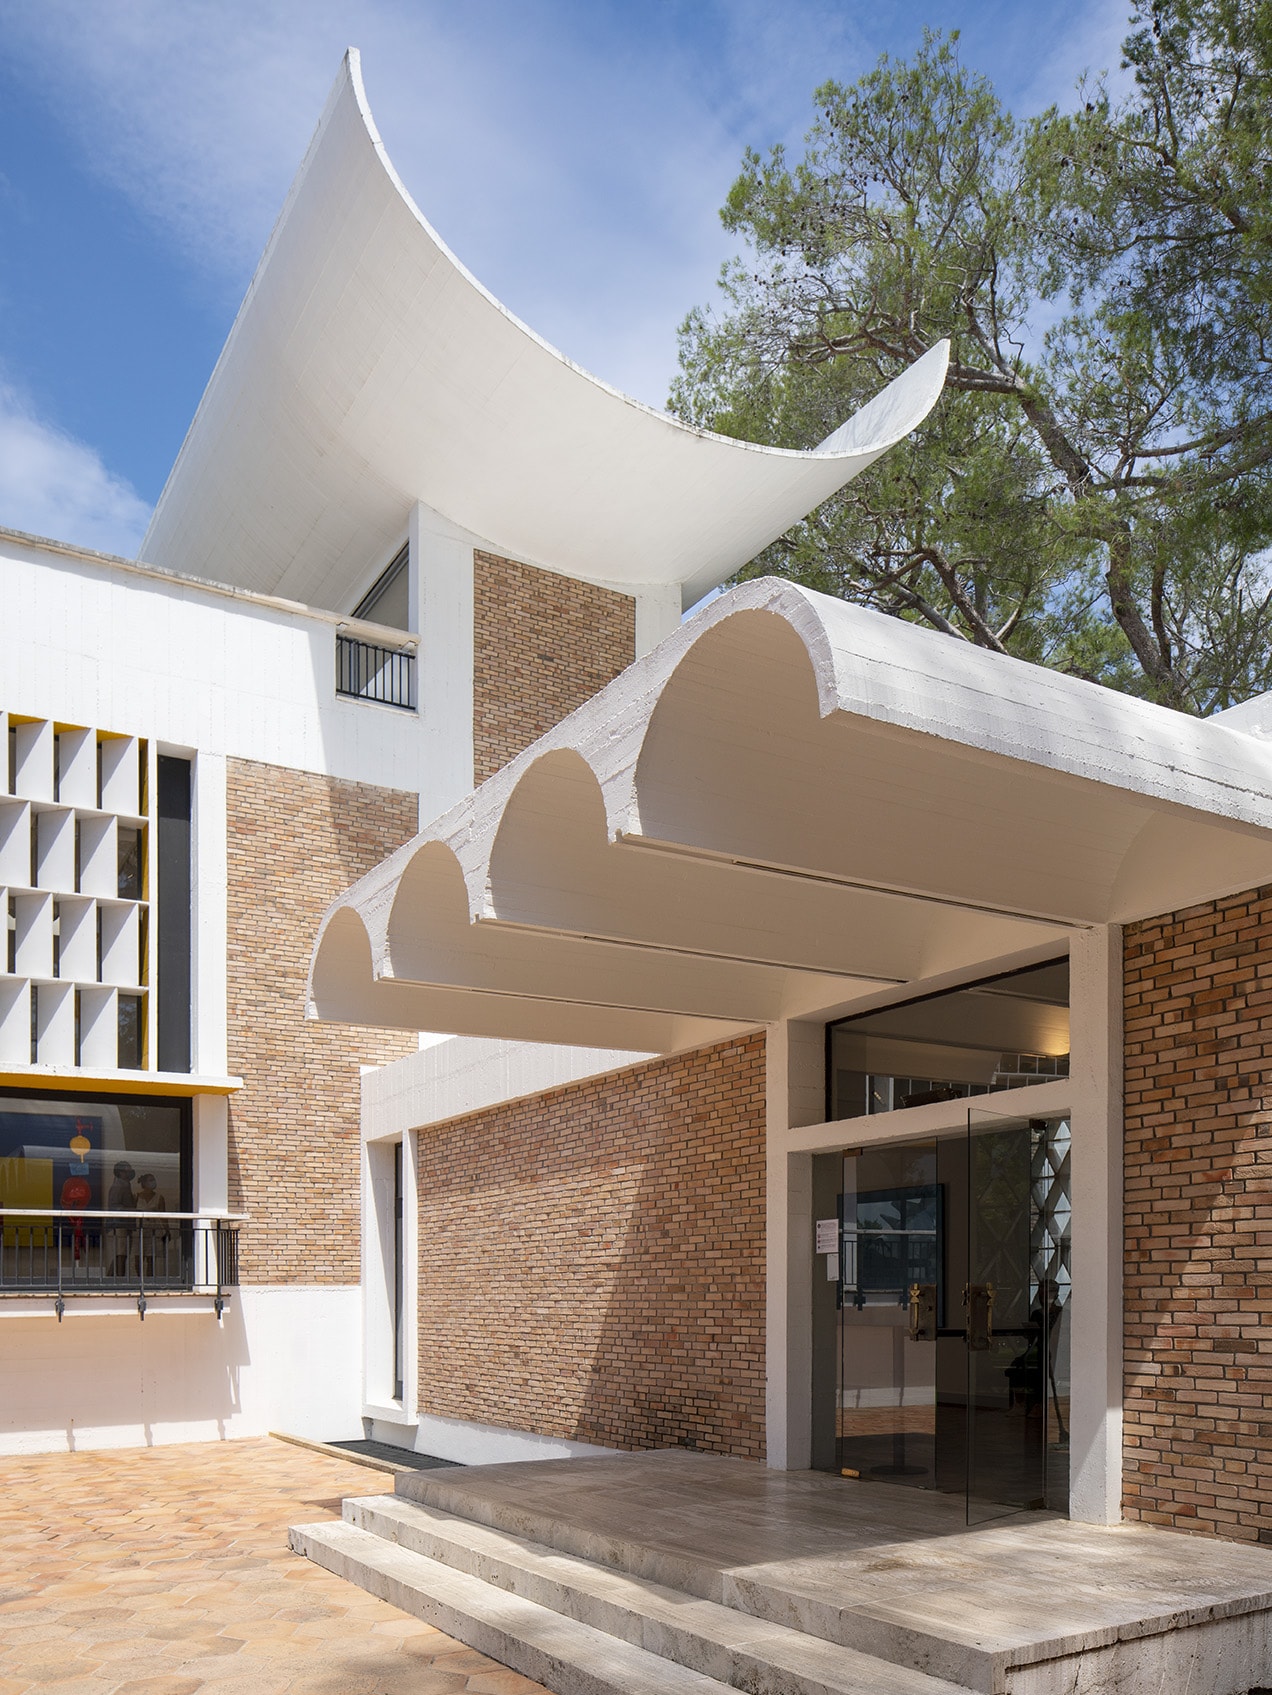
[672,7,1272,712]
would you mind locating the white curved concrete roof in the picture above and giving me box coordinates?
[310,577,1272,1051]
[140,50,949,612]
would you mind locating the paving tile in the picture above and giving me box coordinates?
[0,1439,550,1695]
[111,1681,204,1695]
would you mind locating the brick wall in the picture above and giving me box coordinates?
[226,758,419,1284]
[1123,886,1272,1541]
[472,551,635,783]
[414,1031,767,1458]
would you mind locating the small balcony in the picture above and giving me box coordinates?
[336,631,417,711]
[0,1208,242,1319]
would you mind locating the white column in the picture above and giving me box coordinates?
[766,1017,827,1469]
[191,750,228,1076]
[193,1094,229,1213]
[632,583,681,657]
[412,502,476,824]
[1067,924,1123,1524]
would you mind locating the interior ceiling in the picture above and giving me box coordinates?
[309,578,1272,1054]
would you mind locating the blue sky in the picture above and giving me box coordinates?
[0,0,1132,559]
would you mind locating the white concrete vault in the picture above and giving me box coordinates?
[140,49,950,615]
[309,575,1272,1052]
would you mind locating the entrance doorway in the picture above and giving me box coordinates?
[818,1113,1070,1522]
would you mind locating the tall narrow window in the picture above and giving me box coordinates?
[393,1140,405,1401]
[156,759,191,1071]
[157,756,192,1074]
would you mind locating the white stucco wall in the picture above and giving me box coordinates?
[0,530,429,799]
[0,1285,362,1455]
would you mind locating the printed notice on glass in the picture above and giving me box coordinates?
[815,1218,838,1255]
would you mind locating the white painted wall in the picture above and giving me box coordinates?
[0,531,426,800]
[360,1034,653,1454]
[0,532,421,1454]
[362,1034,654,1140]
[0,1285,361,1454]
[368,1409,621,1467]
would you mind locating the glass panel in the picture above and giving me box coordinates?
[1033,1116,1072,1510]
[118,994,144,1069]
[828,960,1069,1120]
[965,1110,1070,1524]
[0,1091,191,1290]
[393,1140,405,1401]
[838,1140,939,1487]
[353,544,410,630]
[117,827,143,900]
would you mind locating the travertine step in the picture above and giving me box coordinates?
[403,1462,988,1686]
[293,1496,973,1695]
[291,1516,745,1695]
[396,1458,1272,1695]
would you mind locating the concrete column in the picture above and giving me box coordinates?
[412,502,477,824]
[632,583,681,658]
[1067,924,1123,1524]
[191,750,228,1077]
[193,1094,229,1213]
[766,1018,828,1470]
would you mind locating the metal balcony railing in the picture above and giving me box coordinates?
[0,1209,243,1320]
[336,633,417,710]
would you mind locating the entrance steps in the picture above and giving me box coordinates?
[290,1493,972,1695]
[290,1451,1272,1695]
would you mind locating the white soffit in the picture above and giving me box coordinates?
[140,50,949,612]
[309,578,1272,1051]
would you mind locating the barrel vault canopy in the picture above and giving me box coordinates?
[309,577,1272,1053]
[140,49,950,614]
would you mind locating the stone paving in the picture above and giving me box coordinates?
[0,1436,550,1695]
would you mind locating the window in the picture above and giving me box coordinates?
[827,959,1069,1121]
[352,544,410,630]
[0,1088,191,1218]
[156,756,191,1073]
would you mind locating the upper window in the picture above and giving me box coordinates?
[352,544,410,631]
[827,959,1069,1121]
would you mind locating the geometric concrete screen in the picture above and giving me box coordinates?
[1,713,151,1070]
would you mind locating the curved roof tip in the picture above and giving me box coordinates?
[338,47,950,467]
[141,48,950,612]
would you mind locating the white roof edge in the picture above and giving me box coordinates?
[310,576,1272,983]
[341,48,948,470]
[0,522,410,644]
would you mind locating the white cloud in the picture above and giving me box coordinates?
[0,383,152,557]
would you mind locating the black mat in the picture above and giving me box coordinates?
[325,1438,458,1471]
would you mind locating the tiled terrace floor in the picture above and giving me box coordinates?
[0,1436,549,1695]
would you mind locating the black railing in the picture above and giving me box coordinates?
[0,1209,242,1320]
[336,634,416,710]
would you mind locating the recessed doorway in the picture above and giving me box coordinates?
[815,1112,1071,1523]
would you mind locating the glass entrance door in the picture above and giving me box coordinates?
[833,1115,1071,1521]
[837,1140,939,1487]
[966,1109,1071,1522]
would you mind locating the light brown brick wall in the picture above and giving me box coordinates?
[1124,887,1272,1541]
[226,758,418,1285]
[472,551,635,783]
[415,1031,767,1458]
